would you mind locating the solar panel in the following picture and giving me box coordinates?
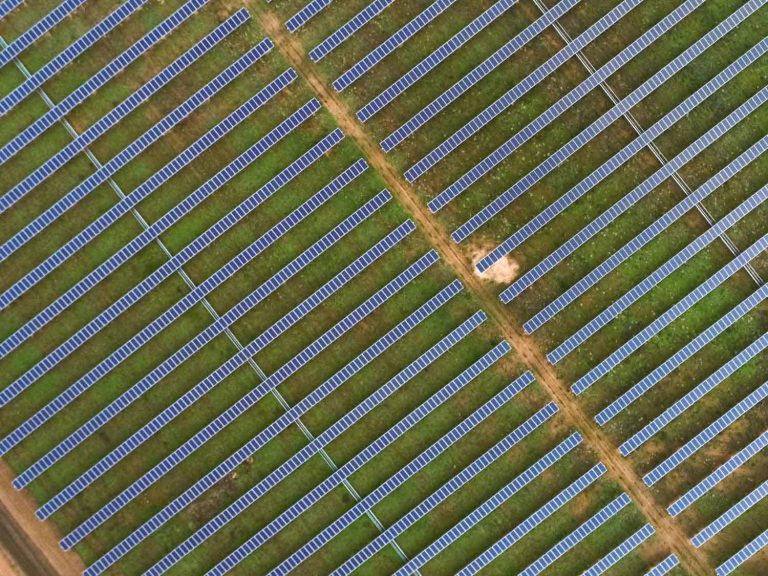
[643,382,768,486]
[5,157,363,479]
[646,555,679,576]
[334,0,459,94]
[621,330,768,456]
[308,0,393,62]
[0,0,23,19]
[573,233,768,395]
[393,432,582,576]
[583,524,654,576]
[249,370,535,576]
[381,0,579,153]
[0,44,282,304]
[404,0,642,184]
[355,0,515,116]
[502,86,768,308]
[457,463,607,576]
[482,40,768,278]
[285,0,333,32]
[692,479,768,547]
[597,281,768,425]
[0,9,250,214]
[0,0,211,162]
[82,258,474,574]
[0,98,320,362]
[520,493,631,576]
[668,431,768,516]
[146,280,469,576]
[44,219,416,525]
[334,402,559,576]
[445,0,715,230]
[717,528,768,575]
[0,0,149,115]
[0,0,86,72]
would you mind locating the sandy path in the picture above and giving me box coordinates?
[251,6,712,574]
[0,461,84,576]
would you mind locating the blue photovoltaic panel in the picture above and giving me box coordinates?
[520,493,631,576]
[0,43,282,303]
[597,281,768,426]
[0,9,250,213]
[0,0,211,163]
[0,0,149,115]
[501,86,768,308]
[147,280,469,576]
[646,555,679,576]
[0,0,23,19]
[334,0,458,93]
[251,369,535,576]
[393,433,582,576]
[404,0,642,184]
[334,402,559,576]
[308,0,393,62]
[480,38,768,276]
[572,233,768,395]
[583,524,654,576]
[445,0,713,228]
[643,382,768,486]
[692,479,768,547]
[621,330,768,456]
[0,98,320,363]
[668,431,768,516]
[354,0,516,119]
[6,157,362,482]
[717,529,768,575]
[457,463,607,576]
[80,247,439,575]
[0,0,86,72]
[45,219,415,524]
[520,95,768,334]
[544,180,768,366]
[285,0,333,32]
[381,0,579,153]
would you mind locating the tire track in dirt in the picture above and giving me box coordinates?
[251,5,712,574]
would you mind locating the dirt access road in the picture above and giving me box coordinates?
[251,5,713,574]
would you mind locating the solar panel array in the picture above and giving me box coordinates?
[481,39,768,279]
[572,232,768,395]
[333,0,458,94]
[354,0,515,120]
[0,0,211,162]
[146,279,470,576]
[501,86,768,307]
[0,8,250,214]
[669,431,768,517]
[621,331,768,456]
[0,42,283,306]
[45,220,417,525]
[405,0,642,185]
[259,370,536,576]
[0,0,23,19]
[693,479,768,547]
[393,432,583,576]
[334,401,559,576]
[597,281,768,426]
[308,0,393,62]
[443,0,709,234]
[72,236,436,576]
[546,182,768,365]
[457,463,607,575]
[718,529,768,575]
[646,554,680,576]
[5,156,364,483]
[285,0,333,32]
[520,493,632,576]
[0,0,148,115]
[381,0,579,153]
[583,523,655,576]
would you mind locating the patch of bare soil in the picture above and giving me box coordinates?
[470,244,520,284]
